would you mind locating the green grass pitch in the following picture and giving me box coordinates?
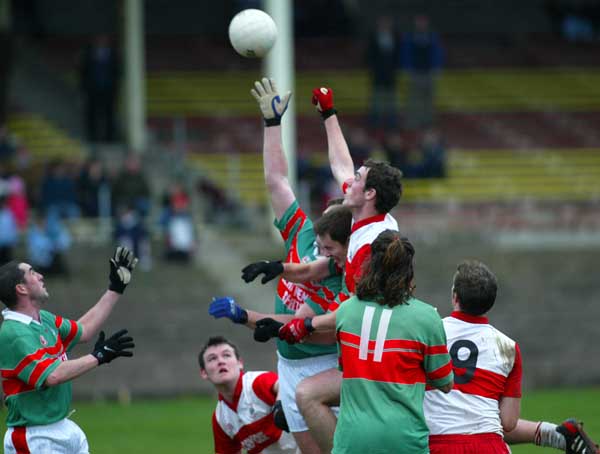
[1,388,598,453]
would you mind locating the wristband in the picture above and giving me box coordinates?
[238,309,249,325]
[304,317,315,333]
[265,118,281,127]
[320,108,337,120]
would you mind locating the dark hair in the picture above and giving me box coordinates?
[0,261,25,309]
[364,159,403,214]
[314,205,352,246]
[326,197,344,208]
[356,230,415,307]
[198,336,240,370]
[452,260,497,316]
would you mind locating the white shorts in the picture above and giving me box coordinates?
[277,352,339,433]
[4,418,89,454]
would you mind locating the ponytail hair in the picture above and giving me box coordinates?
[356,230,415,307]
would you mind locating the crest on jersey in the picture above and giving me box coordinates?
[39,335,48,346]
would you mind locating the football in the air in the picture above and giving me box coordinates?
[228,9,277,58]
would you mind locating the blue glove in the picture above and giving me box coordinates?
[209,297,248,324]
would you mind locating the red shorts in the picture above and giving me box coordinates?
[429,433,511,454]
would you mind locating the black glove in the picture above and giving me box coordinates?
[272,400,289,432]
[254,318,284,342]
[92,329,135,365]
[242,260,284,284]
[109,246,138,294]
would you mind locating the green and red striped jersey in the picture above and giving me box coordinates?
[333,296,453,454]
[0,308,82,427]
[273,201,342,359]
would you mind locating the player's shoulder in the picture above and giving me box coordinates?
[242,370,272,385]
[407,297,442,319]
[39,310,57,324]
[487,323,517,346]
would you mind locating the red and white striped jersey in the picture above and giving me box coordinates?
[328,213,399,312]
[424,312,522,436]
[212,371,297,454]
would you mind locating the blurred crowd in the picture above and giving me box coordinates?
[0,138,200,276]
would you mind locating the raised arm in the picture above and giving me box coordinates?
[312,87,355,186]
[251,77,294,219]
[78,247,138,343]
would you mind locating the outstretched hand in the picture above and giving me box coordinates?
[241,260,283,284]
[254,318,284,342]
[278,318,315,344]
[311,87,336,119]
[251,77,292,126]
[209,297,248,324]
[108,246,138,294]
[92,329,135,365]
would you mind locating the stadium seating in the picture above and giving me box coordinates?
[189,148,600,204]
[6,113,86,161]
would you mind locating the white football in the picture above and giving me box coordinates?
[228,9,277,58]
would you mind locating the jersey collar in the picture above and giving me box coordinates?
[450,311,489,324]
[218,371,244,412]
[351,213,387,233]
[1,308,40,325]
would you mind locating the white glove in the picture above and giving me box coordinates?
[250,77,292,126]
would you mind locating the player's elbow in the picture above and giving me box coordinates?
[264,175,288,193]
[499,397,521,432]
[501,415,519,433]
[44,372,63,387]
[437,380,453,394]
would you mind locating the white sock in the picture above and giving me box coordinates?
[535,422,566,450]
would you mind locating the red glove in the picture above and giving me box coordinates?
[278,318,315,344]
[311,87,337,119]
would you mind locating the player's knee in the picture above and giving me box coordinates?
[296,379,319,411]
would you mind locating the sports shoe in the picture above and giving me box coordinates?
[557,419,599,454]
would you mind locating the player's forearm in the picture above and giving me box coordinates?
[245,310,294,329]
[282,258,329,283]
[324,115,355,186]
[77,290,120,343]
[263,125,288,182]
[311,311,336,331]
[45,355,99,387]
[305,330,337,344]
[263,126,296,220]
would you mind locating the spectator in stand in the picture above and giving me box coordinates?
[77,158,110,218]
[0,126,16,164]
[80,33,121,143]
[420,129,446,178]
[114,204,151,271]
[382,131,408,172]
[0,194,18,264]
[365,15,401,137]
[6,174,29,231]
[347,128,372,168]
[196,176,239,225]
[112,154,151,218]
[159,182,195,263]
[40,160,80,220]
[26,212,71,276]
[401,14,444,130]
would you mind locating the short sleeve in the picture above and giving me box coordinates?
[52,314,83,352]
[502,343,522,398]
[273,200,306,246]
[212,412,241,454]
[252,371,278,406]
[423,314,453,388]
